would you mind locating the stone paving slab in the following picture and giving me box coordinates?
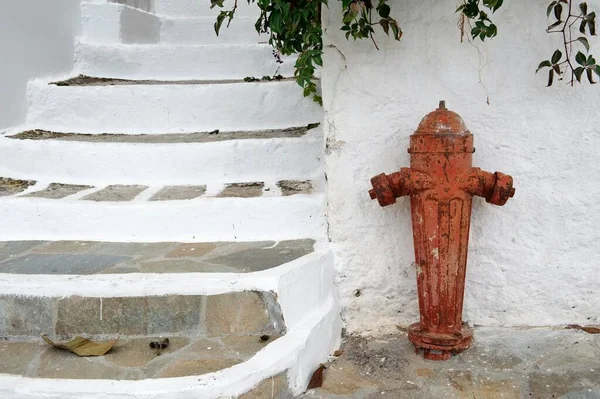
[299,327,600,399]
[22,183,94,199]
[0,239,313,275]
[217,182,265,198]
[278,180,314,196]
[0,334,279,380]
[81,185,149,201]
[0,177,36,197]
[150,185,206,201]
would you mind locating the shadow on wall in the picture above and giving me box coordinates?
[0,0,81,129]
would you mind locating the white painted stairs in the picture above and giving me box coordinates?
[0,1,340,398]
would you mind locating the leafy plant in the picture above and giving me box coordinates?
[212,0,598,103]
[212,0,401,105]
[456,0,503,41]
[536,1,599,85]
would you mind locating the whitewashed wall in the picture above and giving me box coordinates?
[0,0,81,129]
[323,0,600,334]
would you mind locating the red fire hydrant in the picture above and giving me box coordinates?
[368,101,515,361]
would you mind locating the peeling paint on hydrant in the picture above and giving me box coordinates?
[368,102,515,360]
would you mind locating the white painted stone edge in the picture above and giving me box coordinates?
[0,250,342,398]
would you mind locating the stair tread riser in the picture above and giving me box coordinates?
[74,41,296,80]
[26,81,321,133]
[0,196,326,242]
[0,132,323,184]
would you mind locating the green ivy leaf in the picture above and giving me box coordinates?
[576,36,590,52]
[576,50,587,65]
[594,65,600,78]
[580,2,588,16]
[574,66,585,81]
[536,60,552,73]
[548,68,555,86]
[378,4,390,18]
[551,49,562,64]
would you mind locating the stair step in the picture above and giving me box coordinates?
[0,196,325,242]
[81,2,161,44]
[82,2,265,45]
[0,243,340,397]
[0,127,323,185]
[26,79,319,133]
[74,40,295,80]
[0,239,314,275]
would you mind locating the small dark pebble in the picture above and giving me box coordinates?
[260,335,270,342]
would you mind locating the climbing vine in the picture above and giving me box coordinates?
[212,0,599,103]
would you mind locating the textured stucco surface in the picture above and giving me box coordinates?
[322,0,600,334]
[0,0,80,128]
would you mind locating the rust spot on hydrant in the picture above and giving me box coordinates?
[368,102,515,361]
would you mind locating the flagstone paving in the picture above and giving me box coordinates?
[0,334,280,380]
[0,239,314,275]
[299,327,600,399]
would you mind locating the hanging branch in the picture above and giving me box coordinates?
[537,1,599,86]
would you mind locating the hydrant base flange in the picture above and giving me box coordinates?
[408,323,473,361]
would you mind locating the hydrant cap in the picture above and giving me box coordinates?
[415,101,469,135]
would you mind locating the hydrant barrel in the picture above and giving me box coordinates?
[368,102,515,361]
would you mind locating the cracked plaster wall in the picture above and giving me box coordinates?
[322,0,600,334]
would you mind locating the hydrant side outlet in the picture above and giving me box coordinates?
[368,102,515,361]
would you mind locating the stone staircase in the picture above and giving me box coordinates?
[0,1,340,398]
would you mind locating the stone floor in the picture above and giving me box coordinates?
[0,177,315,199]
[0,239,314,275]
[300,327,600,399]
[0,334,279,380]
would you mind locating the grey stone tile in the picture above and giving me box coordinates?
[150,185,206,201]
[216,182,264,198]
[90,242,176,259]
[81,185,148,202]
[205,292,279,336]
[147,296,203,335]
[0,253,130,275]
[0,296,55,336]
[208,239,315,272]
[221,335,278,360]
[36,347,135,379]
[100,297,149,335]
[56,296,152,336]
[0,241,46,263]
[166,242,220,258]
[156,358,241,378]
[55,296,101,335]
[0,340,45,375]
[277,180,314,196]
[22,183,93,199]
[139,259,240,273]
[0,177,35,197]
[34,241,98,254]
[239,373,289,399]
[105,337,190,368]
